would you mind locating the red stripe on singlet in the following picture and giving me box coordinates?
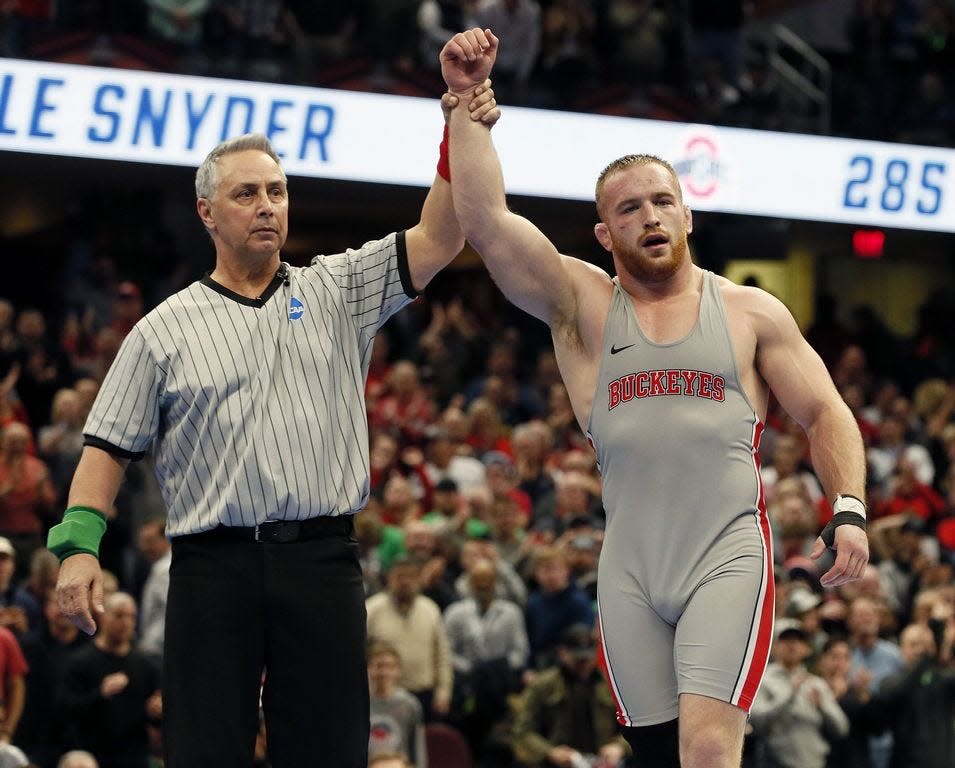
[595,610,628,725]
[735,419,775,711]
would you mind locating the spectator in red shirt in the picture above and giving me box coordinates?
[0,624,28,744]
[0,422,55,573]
[0,365,28,438]
[371,361,437,446]
[839,383,880,447]
[365,335,392,405]
[380,474,423,527]
[875,455,946,522]
[464,397,511,457]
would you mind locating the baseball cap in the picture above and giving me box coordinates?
[786,555,821,592]
[559,623,597,659]
[787,586,821,616]
[786,554,818,579]
[775,618,810,643]
[0,538,14,558]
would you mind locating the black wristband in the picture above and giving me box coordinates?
[820,510,867,548]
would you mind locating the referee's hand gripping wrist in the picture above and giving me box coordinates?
[441,80,500,127]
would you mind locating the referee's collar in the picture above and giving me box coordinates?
[201,264,287,308]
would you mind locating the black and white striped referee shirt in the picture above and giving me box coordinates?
[84,231,415,536]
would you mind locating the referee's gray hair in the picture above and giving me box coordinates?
[195,133,286,199]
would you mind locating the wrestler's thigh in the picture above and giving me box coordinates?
[597,589,680,727]
[674,550,771,709]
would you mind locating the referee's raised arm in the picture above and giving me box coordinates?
[47,445,129,635]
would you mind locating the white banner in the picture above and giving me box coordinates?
[1,57,952,233]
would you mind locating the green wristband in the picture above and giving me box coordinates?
[47,506,108,562]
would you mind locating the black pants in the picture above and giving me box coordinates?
[163,520,369,767]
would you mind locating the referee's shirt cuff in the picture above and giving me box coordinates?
[396,230,416,300]
[83,435,146,461]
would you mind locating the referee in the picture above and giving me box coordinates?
[46,30,500,768]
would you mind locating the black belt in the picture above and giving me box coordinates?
[210,515,354,543]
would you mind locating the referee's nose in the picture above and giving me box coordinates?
[254,187,281,217]
[256,194,276,216]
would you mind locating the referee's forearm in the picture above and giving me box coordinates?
[66,446,129,515]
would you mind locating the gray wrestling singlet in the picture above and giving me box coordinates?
[587,270,774,726]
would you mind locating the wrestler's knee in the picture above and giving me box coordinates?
[677,694,746,768]
[679,718,743,768]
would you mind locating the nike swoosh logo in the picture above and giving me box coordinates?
[610,343,635,355]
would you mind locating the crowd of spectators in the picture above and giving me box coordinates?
[0,237,954,767]
[0,1,953,144]
[0,1,954,767]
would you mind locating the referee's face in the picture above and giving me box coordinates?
[200,149,289,261]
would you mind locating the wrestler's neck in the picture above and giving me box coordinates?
[618,257,701,305]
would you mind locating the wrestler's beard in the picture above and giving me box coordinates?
[615,229,690,284]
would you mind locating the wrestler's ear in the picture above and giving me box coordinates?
[594,222,612,253]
